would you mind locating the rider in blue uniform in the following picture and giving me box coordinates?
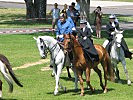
[56,13,73,42]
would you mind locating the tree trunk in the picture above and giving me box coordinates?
[24,0,47,19]
[80,0,90,21]
[39,0,46,18]
[24,0,35,18]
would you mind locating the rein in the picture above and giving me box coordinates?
[48,42,61,61]
[49,42,58,52]
[64,37,81,49]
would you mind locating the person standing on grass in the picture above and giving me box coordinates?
[94,6,103,38]
[49,3,60,32]
[61,4,68,14]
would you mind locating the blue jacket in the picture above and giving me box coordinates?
[67,17,75,28]
[56,20,72,42]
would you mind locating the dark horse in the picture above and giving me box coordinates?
[0,54,23,98]
[63,34,114,96]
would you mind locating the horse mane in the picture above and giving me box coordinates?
[70,35,81,47]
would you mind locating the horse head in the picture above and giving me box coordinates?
[33,37,48,59]
[63,34,75,54]
[113,30,124,48]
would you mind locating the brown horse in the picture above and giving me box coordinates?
[0,54,23,98]
[63,34,114,96]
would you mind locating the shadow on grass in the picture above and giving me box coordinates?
[46,87,115,96]
[115,78,132,85]
[60,76,86,83]
[0,19,52,26]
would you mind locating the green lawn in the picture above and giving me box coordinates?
[0,31,133,99]
[0,8,51,28]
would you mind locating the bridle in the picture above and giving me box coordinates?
[64,35,81,51]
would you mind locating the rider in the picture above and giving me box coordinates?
[56,13,73,42]
[77,19,99,63]
[104,14,132,59]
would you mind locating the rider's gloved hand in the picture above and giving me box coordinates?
[59,34,63,38]
[56,35,59,39]
[111,32,115,35]
[83,36,87,40]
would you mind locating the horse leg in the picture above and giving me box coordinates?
[77,70,84,96]
[101,62,108,93]
[93,67,104,91]
[0,80,2,98]
[121,60,131,85]
[86,67,95,94]
[54,63,65,95]
[66,66,72,79]
[72,67,78,90]
[52,65,58,95]
[112,62,121,81]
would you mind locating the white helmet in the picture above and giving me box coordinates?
[109,14,116,19]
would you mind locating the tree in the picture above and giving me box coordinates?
[80,0,90,21]
[24,0,47,19]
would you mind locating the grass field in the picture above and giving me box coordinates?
[0,31,133,99]
[0,5,133,100]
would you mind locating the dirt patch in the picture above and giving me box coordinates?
[41,67,52,71]
[13,59,50,70]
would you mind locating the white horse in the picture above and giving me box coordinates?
[103,30,131,85]
[0,54,23,98]
[33,36,71,95]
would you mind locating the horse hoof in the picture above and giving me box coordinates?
[0,90,2,98]
[64,87,67,93]
[74,88,78,92]
[54,91,58,96]
[92,88,95,93]
[80,93,84,96]
[51,73,55,77]
[103,89,107,93]
[118,80,122,84]
[127,80,131,86]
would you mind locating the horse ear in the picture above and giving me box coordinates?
[33,37,37,40]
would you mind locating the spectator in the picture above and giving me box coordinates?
[94,6,103,38]
[75,0,80,13]
[49,3,60,31]
[61,4,68,14]
[67,5,79,26]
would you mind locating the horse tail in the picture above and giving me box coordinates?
[105,52,115,82]
[0,54,23,90]
[0,60,13,92]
